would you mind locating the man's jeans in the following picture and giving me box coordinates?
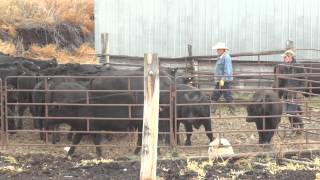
[211,81,233,102]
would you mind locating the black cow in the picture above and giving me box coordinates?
[0,53,57,130]
[31,64,110,140]
[0,61,40,72]
[0,62,38,130]
[0,52,56,71]
[45,81,141,157]
[31,77,77,139]
[163,67,194,85]
[176,84,213,145]
[33,64,114,138]
[246,90,282,144]
[39,63,104,76]
[90,68,172,153]
[32,68,172,156]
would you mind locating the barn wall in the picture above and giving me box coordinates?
[95,0,320,60]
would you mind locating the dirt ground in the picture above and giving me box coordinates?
[0,151,319,179]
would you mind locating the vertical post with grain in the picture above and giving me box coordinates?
[100,33,109,65]
[140,53,160,180]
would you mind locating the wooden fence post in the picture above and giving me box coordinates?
[140,53,160,180]
[99,33,109,65]
[190,45,200,88]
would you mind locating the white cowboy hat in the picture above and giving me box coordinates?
[281,49,295,57]
[212,42,229,50]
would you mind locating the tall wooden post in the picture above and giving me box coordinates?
[140,53,160,180]
[99,33,109,65]
[187,44,198,87]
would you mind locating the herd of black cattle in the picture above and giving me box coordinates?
[0,52,319,157]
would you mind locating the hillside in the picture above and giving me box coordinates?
[0,0,96,64]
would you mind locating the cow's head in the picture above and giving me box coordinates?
[19,61,41,72]
[246,91,270,123]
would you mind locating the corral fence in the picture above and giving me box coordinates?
[0,49,320,158]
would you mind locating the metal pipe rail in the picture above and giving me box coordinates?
[1,68,320,158]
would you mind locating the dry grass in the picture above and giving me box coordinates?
[0,41,96,64]
[0,0,95,63]
[0,39,16,54]
[24,43,96,64]
[0,0,93,35]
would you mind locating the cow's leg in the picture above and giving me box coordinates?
[67,127,74,141]
[92,133,102,157]
[258,132,264,144]
[52,124,61,144]
[37,107,46,140]
[291,116,304,129]
[7,106,17,134]
[134,125,143,154]
[288,117,294,128]
[7,106,15,130]
[16,105,27,130]
[176,121,181,145]
[67,133,84,157]
[7,119,16,133]
[39,120,45,141]
[264,131,274,144]
[184,123,193,146]
[30,107,40,129]
[256,121,267,144]
[296,106,304,129]
[203,120,214,142]
[289,116,304,135]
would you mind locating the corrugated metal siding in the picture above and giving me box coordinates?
[95,0,320,60]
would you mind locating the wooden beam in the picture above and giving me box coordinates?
[103,49,287,61]
[140,53,160,180]
[99,33,109,65]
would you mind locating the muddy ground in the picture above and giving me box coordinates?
[0,151,319,179]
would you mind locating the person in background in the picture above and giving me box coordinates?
[282,49,296,63]
[211,42,235,115]
[280,49,304,133]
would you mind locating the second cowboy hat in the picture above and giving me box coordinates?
[281,49,295,57]
[212,42,229,50]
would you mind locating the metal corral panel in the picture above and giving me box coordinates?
[95,0,320,60]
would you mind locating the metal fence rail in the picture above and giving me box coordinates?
[0,79,3,147]
[3,75,173,152]
[173,71,320,156]
[1,62,320,158]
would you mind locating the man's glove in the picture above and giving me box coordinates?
[219,79,224,87]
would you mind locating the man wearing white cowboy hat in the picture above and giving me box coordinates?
[211,42,235,114]
[281,49,296,63]
[278,49,304,133]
